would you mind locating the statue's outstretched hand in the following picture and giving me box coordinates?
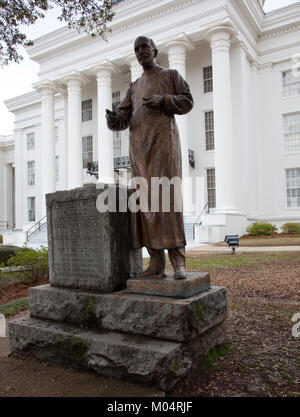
[106,109,119,126]
[143,95,163,110]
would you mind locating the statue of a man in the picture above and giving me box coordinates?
[106,36,194,279]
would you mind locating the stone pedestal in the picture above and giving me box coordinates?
[8,184,227,391]
[47,185,142,291]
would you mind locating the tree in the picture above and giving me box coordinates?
[0,0,118,66]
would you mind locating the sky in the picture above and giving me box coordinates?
[0,0,299,136]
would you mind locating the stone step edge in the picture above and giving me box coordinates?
[28,284,227,343]
[8,316,227,391]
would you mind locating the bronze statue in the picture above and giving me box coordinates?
[106,36,194,279]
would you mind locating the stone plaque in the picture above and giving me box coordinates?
[46,185,142,292]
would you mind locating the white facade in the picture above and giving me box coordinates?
[0,135,15,229]
[1,0,300,244]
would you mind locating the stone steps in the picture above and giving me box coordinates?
[184,216,202,241]
[28,283,227,343]
[9,315,226,391]
[8,186,227,391]
[28,227,48,245]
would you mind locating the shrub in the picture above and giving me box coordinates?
[246,222,277,236]
[281,223,300,234]
[6,245,49,284]
[0,298,29,317]
[0,234,3,244]
[0,246,22,266]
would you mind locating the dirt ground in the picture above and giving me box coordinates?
[0,279,49,305]
[0,252,299,397]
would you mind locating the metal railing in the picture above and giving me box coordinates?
[87,162,99,178]
[87,157,131,179]
[192,202,209,239]
[0,221,14,231]
[114,156,130,169]
[26,216,47,242]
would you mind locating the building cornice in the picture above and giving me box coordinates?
[259,22,300,40]
[4,91,41,112]
[27,0,225,64]
[260,2,300,39]
[36,5,228,80]
[0,137,15,149]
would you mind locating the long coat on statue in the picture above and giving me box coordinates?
[107,65,194,250]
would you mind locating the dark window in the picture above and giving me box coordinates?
[28,197,36,222]
[82,99,92,122]
[203,66,213,93]
[207,168,216,209]
[205,111,214,151]
[82,136,93,169]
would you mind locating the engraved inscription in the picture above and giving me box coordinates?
[51,199,104,278]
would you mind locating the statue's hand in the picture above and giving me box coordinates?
[106,109,119,126]
[143,95,164,110]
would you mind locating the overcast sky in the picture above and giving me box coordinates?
[0,0,299,136]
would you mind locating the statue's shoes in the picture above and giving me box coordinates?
[138,268,167,278]
[174,266,186,280]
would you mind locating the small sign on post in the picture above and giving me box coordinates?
[224,235,240,255]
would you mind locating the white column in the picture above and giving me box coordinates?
[63,71,88,190]
[34,81,58,217]
[62,92,69,190]
[124,54,143,82]
[13,129,23,229]
[164,34,194,213]
[91,61,118,184]
[206,25,237,213]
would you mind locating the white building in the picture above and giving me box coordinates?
[0,135,15,231]
[1,0,300,246]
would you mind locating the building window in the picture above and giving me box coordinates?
[203,66,213,93]
[112,91,121,110]
[28,197,36,222]
[82,136,93,169]
[286,168,300,208]
[284,113,300,153]
[27,161,35,186]
[207,168,216,209]
[56,156,59,182]
[82,99,92,122]
[55,126,59,145]
[205,111,215,151]
[112,92,122,157]
[283,70,300,97]
[27,133,35,151]
[113,132,121,157]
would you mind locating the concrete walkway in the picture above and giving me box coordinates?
[187,245,300,253]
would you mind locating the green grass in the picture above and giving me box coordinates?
[144,251,300,271]
[185,252,299,270]
[0,297,28,317]
[215,236,300,247]
[203,343,232,365]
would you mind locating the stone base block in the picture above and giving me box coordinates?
[47,185,142,292]
[29,285,227,343]
[126,272,211,298]
[8,316,227,391]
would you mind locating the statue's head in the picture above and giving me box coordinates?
[134,36,158,66]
